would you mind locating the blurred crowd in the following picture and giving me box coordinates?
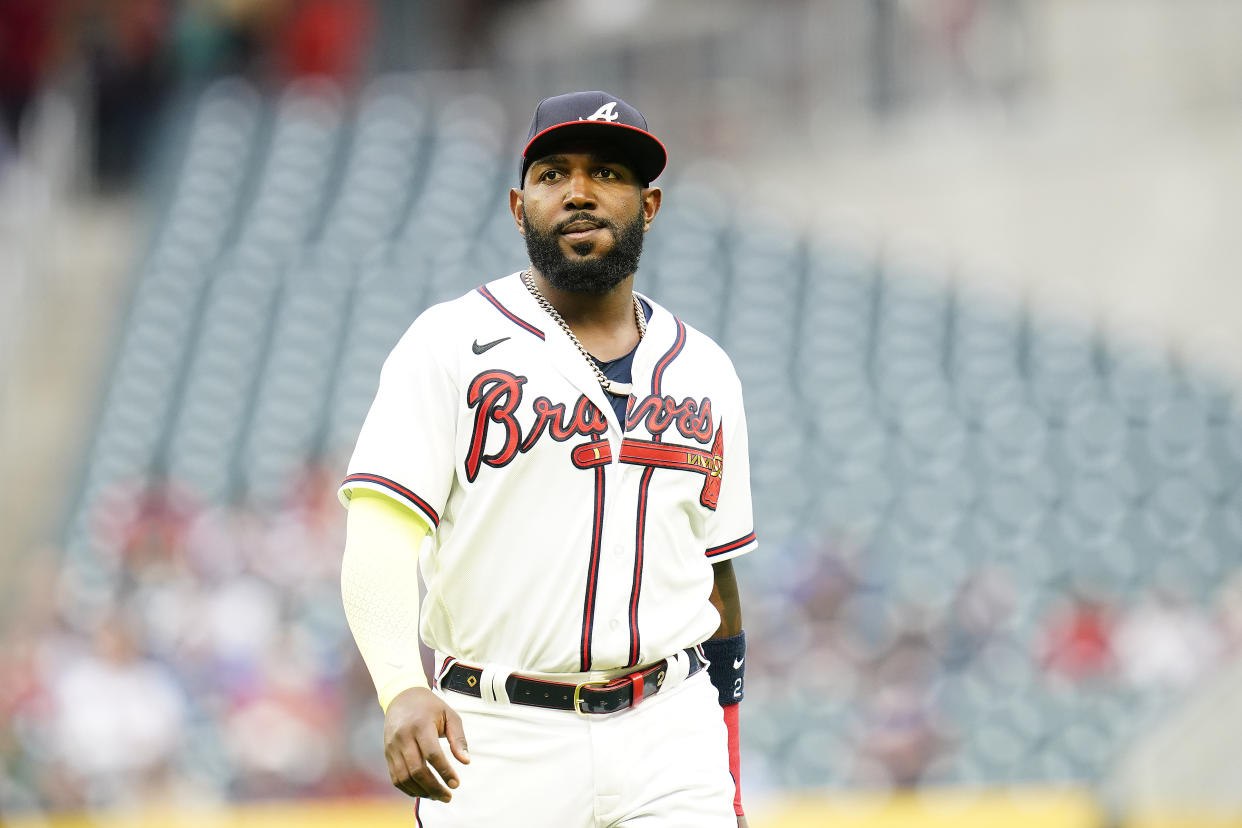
[0,0,374,188]
[0,0,1029,190]
[4,465,1241,813]
[1040,578,1239,688]
[0,463,395,813]
[742,533,1242,791]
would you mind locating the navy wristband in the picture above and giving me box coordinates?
[701,631,745,706]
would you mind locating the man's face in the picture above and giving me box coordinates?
[512,148,661,295]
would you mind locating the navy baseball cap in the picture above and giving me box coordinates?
[520,91,667,186]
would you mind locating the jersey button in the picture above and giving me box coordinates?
[610,618,621,630]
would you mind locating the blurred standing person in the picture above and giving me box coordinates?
[275,0,373,86]
[1114,585,1222,689]
[1214,569,1242,657]
[169,0,268,83]
[855,624,945,788]
[1039,585,1117,682]
[49,613,186,807]
[81,0,172,190]
[0,0,61,149]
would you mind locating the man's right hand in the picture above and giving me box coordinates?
[383,687,471,801]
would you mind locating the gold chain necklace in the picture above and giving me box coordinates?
[521,269,646,397]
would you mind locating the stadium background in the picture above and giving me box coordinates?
[3,1,1242,826]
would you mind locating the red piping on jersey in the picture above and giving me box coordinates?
[650,318,687,397]
[477,284,545,339]
[624,317,688,666]
[627,465,654,666]
[579,465,606,671]
[706,531,756,558]
[342,473,440,528]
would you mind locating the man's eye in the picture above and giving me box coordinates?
[539,169,561,182]
[596,168,619,179]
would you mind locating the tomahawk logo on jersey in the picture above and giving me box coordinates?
[339,272,757,675]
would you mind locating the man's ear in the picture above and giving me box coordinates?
[509,188,526,235]
[641,186,662,231]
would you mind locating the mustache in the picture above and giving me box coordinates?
[555,212,617,234]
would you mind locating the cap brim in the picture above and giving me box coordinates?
[522,121,666,185]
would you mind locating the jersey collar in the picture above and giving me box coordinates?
[488,272,681,432]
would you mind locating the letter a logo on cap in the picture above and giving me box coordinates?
[581,102,620,122]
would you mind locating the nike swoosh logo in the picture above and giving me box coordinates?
[472,336,510,355]
[733,657,745,669]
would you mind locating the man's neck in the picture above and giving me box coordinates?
[529,269,642,361]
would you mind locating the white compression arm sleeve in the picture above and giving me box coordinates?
[341,488,431,711]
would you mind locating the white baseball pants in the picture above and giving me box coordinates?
[413,667,736,827]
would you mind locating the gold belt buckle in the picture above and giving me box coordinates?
[572,679,612,716]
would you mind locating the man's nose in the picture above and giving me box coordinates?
[563,169,597,209]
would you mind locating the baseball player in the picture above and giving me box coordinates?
[339,90,755,827]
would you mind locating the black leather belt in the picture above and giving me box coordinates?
[440,647,705,715]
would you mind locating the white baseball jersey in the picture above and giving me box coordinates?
[339,272,757,675]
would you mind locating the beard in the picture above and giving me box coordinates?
[523,208,646,295]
